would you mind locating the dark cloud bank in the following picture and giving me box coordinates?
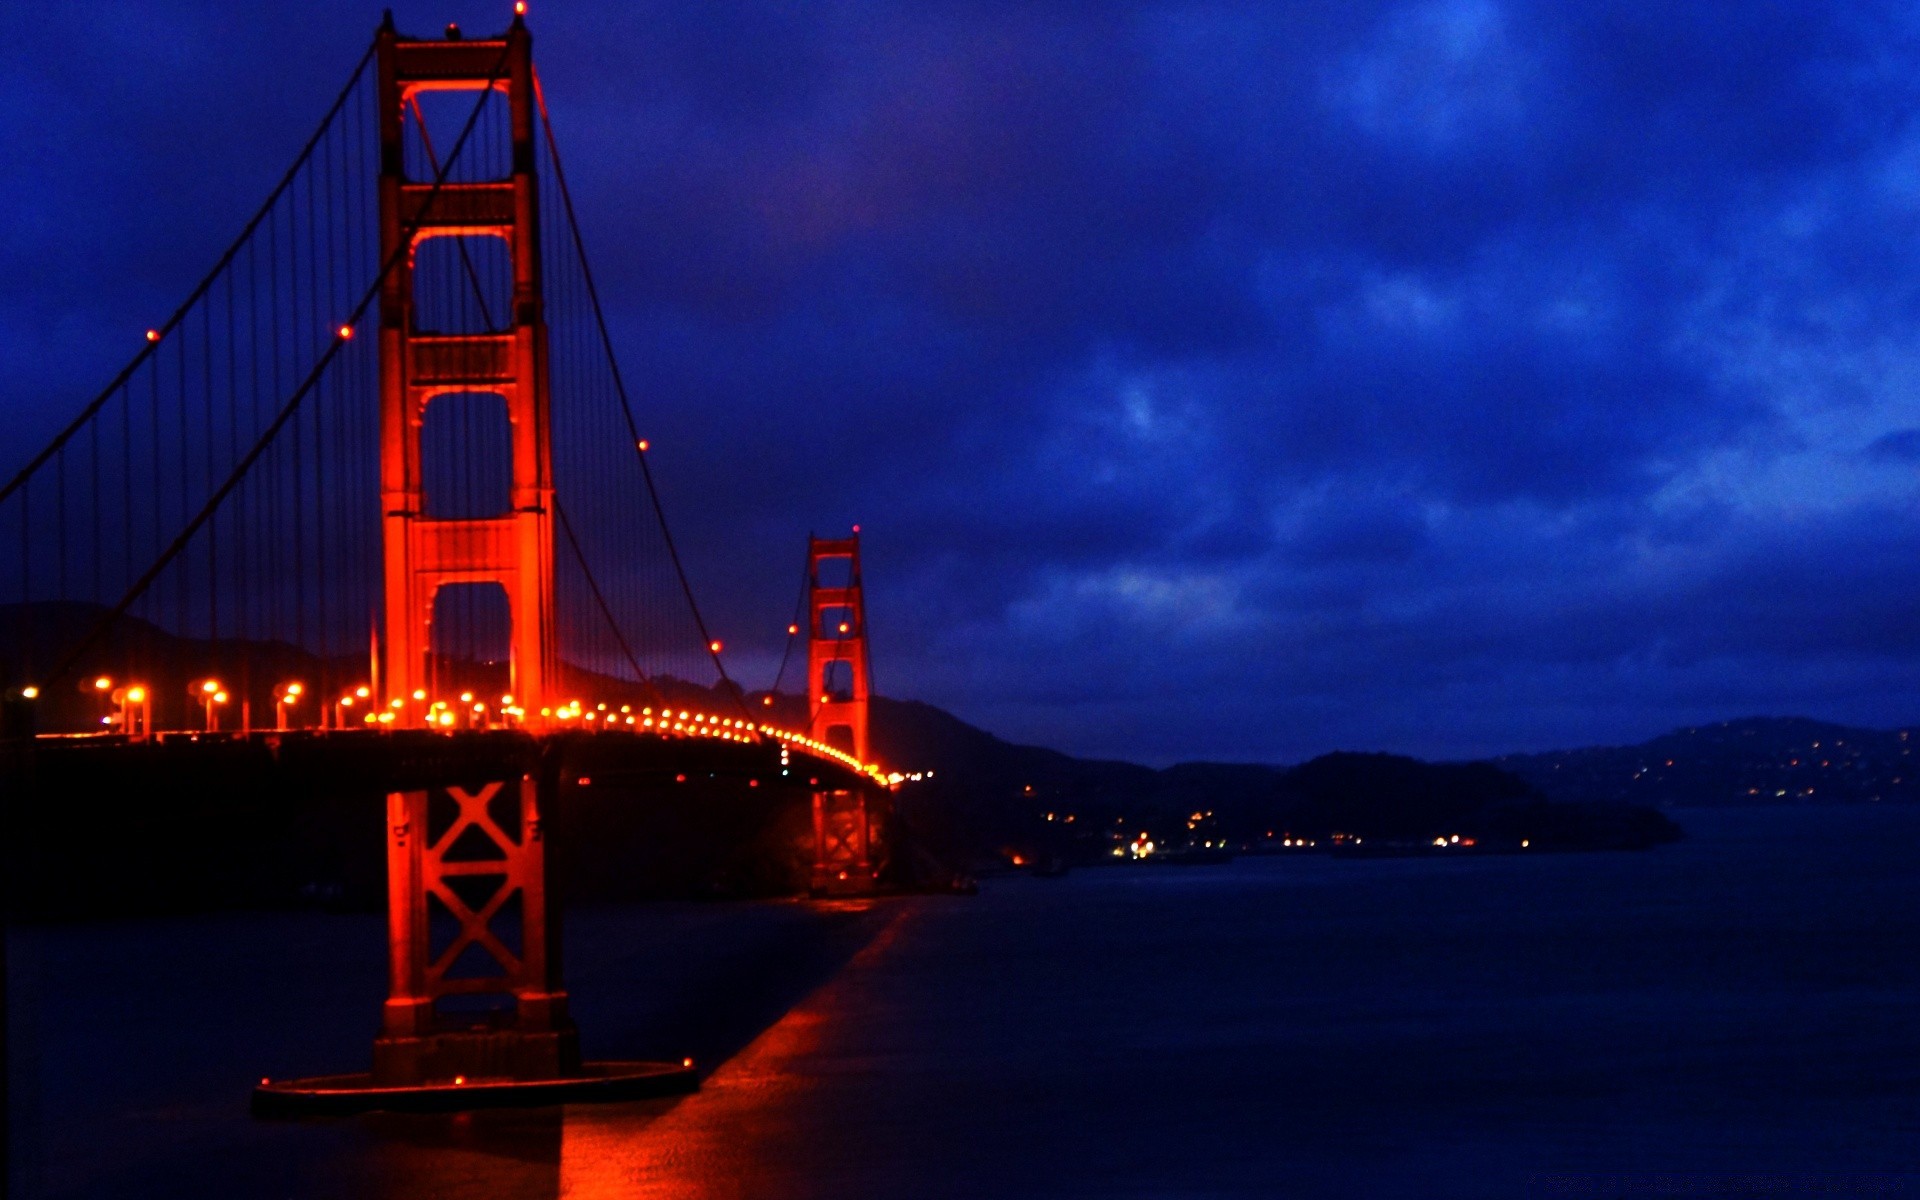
[9,0,1920,764]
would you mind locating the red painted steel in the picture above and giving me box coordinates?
[370,16,574,1090]
[806,534,870,762]
[374,773,577,1085]
[806,534,878,892]
[377,18,556,725]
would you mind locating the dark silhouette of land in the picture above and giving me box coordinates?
[19,603,1913,912]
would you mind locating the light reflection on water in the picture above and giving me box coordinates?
[9,806,1920,1199]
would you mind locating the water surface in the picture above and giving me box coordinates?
[10,805,1918,1197]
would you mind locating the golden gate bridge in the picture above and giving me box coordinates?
[0,12,899,1113]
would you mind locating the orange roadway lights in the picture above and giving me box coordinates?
[337,324,355,341]
[145,329,160,343]
[788,624,799,636]
[411,689,427,702]
[709,640,723,654]
[355,685,371,699]
[125,686,147,704]
[94,676,114,692]
[636,439,649,452]
[21,686,40,700]
[459,692,475,704]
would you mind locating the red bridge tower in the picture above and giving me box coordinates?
[807,532,880,893]
[377,13,555,723]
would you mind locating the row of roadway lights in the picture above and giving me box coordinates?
[35,618,884,776]
[56,674,853,750]
[333,687,527,729]
[30,677,891,782]
[324,683,878,776]
[49,675,292,736]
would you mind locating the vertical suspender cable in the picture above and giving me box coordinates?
[532,70,754,723]
[37,37,513,692]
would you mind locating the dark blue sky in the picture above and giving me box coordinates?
[9,1,1920,765]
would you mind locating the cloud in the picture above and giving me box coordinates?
[10,0,1920,763]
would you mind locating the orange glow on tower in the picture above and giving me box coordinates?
[806,531,870,763]
[376,14,555,725]
[805,531,878,893]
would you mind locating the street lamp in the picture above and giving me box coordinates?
[193,679,228,732]
[81,675,115,732]
[274,681,304,731]
[111,684,151,740]
[335,684,370,731]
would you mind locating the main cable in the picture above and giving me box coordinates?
[0,41,377,508]
[39,35,514,690]
[531,68,756,726]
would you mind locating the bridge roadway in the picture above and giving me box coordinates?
[5,724,871,799]
[2,724,881,918]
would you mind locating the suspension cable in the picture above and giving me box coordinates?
[768,541,812,699]
[40,36,514,690]
[531,67,756,724]
[0,40,378,507]
[554,497,666,708]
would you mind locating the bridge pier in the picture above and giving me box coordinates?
[811,787,878,895]
[254,742,696,1115]
[372,776,577,1085]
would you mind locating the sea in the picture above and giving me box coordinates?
[8,804,1918,1199]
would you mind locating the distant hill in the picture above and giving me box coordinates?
[1495,716,1920,807]
[9,603,1859,879]
[862,705,1681,864]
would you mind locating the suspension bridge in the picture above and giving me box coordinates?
[0,12,902,1112]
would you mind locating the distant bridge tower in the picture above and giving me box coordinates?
[377,13,555,722]
[807,532,870,761]
[806,532,879,893]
